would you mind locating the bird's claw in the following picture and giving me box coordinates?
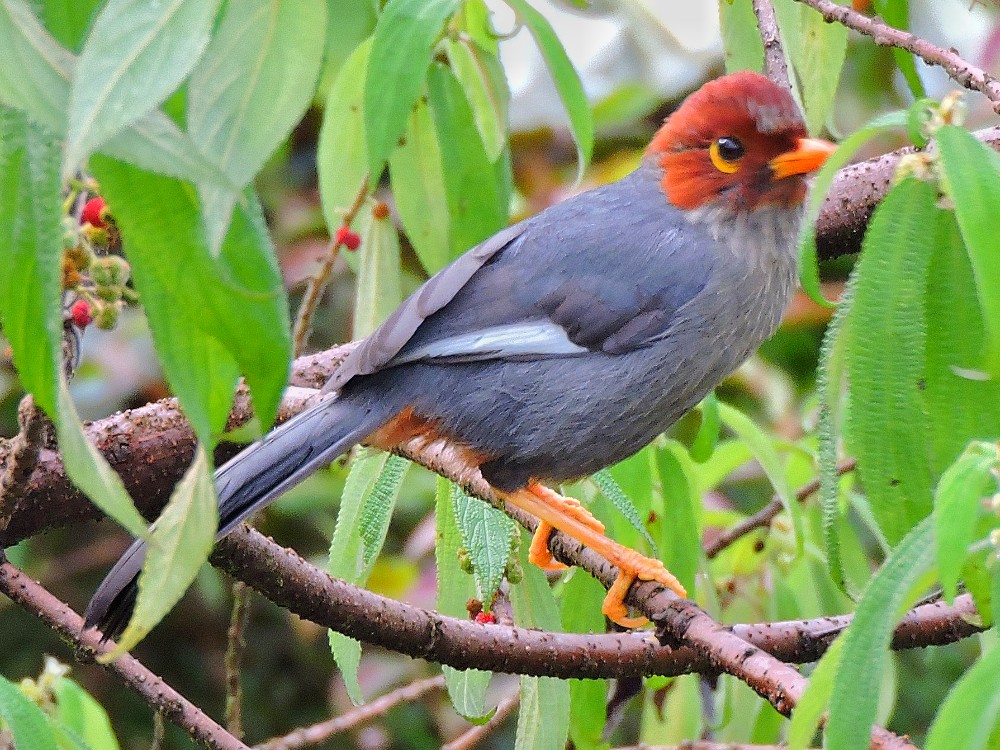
[601,546,687,628]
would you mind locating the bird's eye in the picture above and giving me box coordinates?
[709,136,745,174]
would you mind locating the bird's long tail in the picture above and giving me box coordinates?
[83,393,395,639]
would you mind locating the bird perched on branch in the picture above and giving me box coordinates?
[86,71,835,636]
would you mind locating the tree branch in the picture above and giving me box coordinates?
[441,691,519,750]
[752,0,791,90]
[0,556,248,750]
[795,0,1000,113]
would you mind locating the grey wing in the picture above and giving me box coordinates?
[323,223,526,393]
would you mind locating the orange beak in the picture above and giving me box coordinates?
[769,137,837,180]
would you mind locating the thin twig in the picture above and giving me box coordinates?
[0,556,248,750]
[751,0,791,90]
[225,581,252,739]
[705,458,858,558]
[441,691,520,750]
[254,675,445,750]
[291,180,369,356]
[795,0,1000,113]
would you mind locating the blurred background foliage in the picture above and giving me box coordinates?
[2,0,1000,748]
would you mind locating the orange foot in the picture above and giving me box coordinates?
[499,482,687,628]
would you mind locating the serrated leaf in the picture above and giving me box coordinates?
[797,109,907,305]
[364,0,460,175]
[63,0,221,179]
[511,538,570,750]
[817,277,854,591]
[824,517,936,750]
[592,469,657,554]
[389,93,451,274]
[718,402,802,557]
[327,449,391,705]
[453,487,515,604]
[925,640,1000,750]
[105,445,217,658]
[0,674,57,750]
[0,107,61,418]
[719,0,764,74]
[846,178,940,544]
[91,157,291,440]
[437,479,493,720]
[358,455,409,569]
[655,442,701,597]
[445,36,508,161]
[51,676,121,750]
[352,207,402,339]
[502,0,592,182]
[934,441,999,601]
[188,0,326,248]
[937,125,1000,375]
[427,62,509,259]
[56,377,148,537]
[317,37,371,237]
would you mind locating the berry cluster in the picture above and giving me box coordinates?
[62,193,136,331]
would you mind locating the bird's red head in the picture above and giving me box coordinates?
[646,71,836,213]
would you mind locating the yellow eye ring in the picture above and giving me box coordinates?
[709,136,744,174]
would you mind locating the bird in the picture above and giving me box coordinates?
[85,71,836,637]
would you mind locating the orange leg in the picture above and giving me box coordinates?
[499,482,687,628]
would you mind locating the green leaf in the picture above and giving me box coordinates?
[592,470,657,554]
[718,402,802,557]
[321,0,376,81]
[790,3,847,136]
[327,449,391,705]
[358,455,409,569]
[445,37,508,161]
[0,674,57,750]
[925,640,1000,750]
[56,377,148,536]
[817,277,854,591]
[797,109,907,305]
[934,441,999,601]
[427,62,509,258]
[690,393,720,463]
[719,0,764,74]
[937,125,1000,375]
[352,206,403,339]
[655,442,702,597]
[561,573,608,750]
[0,0,75,133]
[453,487,515,604]
[788,637,843,750]
[42,0,103,51]
[106,445,217,657]
[511,538,570,750]
[63,0,221,179]
[317,37,372,236]
[91,157,291,439]
[922,214,1000,475]
[0,1,230,185]
[389,93,451,274]
[502,0,592,182]
[363,0,460,175]
[187,0,326,247]
[872,0,925,98]
[825,517,936,750]
[0,107,61,417]
[846,178,939,544]
[51,676,120,750]
[437,478,493,721]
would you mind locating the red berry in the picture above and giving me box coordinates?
[70,299,93,328]
[81,197,107,229]
[474,612,496,624]
[335,225,361,251]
